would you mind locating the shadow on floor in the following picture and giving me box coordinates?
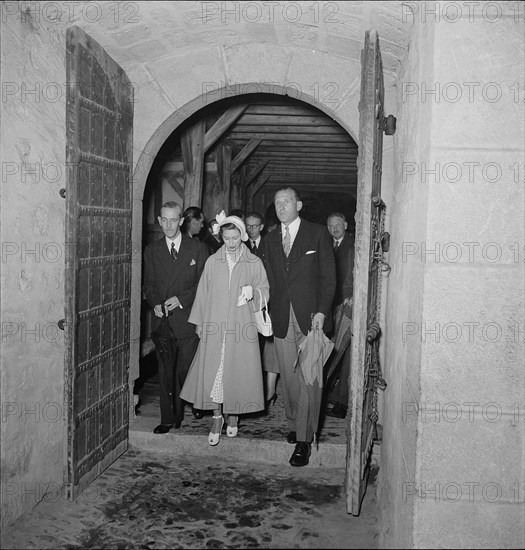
[1,448,379,549]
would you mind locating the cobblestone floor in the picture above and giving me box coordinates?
[1,448,379,549]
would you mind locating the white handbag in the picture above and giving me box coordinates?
[254,288,273,336]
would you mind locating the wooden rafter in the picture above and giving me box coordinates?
[203,104,248,154]
[246,160,268,187]
[231,138,261,173]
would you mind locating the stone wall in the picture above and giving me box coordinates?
[0,15,67,527]
[379,15,435,548]
[380,8,525,548]
[413,14,525,548]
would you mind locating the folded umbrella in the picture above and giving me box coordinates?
[326,300,353,382]
[294,328,335,388]
[150,315,176,416]
[293,327,335,444]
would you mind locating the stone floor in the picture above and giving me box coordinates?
[1,448,379,549]
[2,367,380,549]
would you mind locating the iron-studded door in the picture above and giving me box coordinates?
[65,26,133,498]
[347,30,392,516]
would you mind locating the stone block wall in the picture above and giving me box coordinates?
[413,13,525,549]
[379,14,435,548]
[0,15,67,528]
[381,8,524,549]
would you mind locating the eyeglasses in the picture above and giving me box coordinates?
[246,224,261,228]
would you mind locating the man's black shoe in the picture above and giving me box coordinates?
[286,431,297,444]
[326,403,347,419]
[192,408,204,420]
[153,423,178,434]
[289,442,311,467]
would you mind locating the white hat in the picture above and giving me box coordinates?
[213,210,248,241]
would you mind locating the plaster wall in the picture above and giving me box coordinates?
[413,15,525,548]
[0,16,67,527]
[378,17,434,549]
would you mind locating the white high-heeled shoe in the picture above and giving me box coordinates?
[226,415,238,438]
[208,415,224,446]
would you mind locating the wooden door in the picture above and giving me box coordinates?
[346,30,390,516]
[65,25,133,498]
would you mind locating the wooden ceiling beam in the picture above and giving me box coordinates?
[236,114,337,126]
[231,138,261,173]
[204,104,248,153]
[252,173,270,196]
[245,104,323,115]
[228,132,351,142]
[230,125,347,135]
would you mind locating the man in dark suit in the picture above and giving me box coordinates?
[260,187,336,466]
[325,213,355,419]
[327,212,353,312]
[245,211,264,256]
[143,201,208,433]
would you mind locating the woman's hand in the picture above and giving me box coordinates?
[239,285,253,302]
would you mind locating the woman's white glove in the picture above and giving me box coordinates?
[237,285,253,306]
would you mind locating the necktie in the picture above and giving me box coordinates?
[252,241,257,252]
[283,226,291,257]
[171,241,178,260]
[334,240,339,250]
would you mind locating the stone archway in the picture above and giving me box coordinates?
[129,84,360,383]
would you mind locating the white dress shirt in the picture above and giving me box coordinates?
[165,233,182,253]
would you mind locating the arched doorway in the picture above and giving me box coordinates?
[131,92,359,460]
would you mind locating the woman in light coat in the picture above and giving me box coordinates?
[181,212,269,445]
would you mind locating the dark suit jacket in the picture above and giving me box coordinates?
[247,237,263,257]
[260,218,336,338]
[143,234,208,339]
[202,232,222,255]
[333,232,354,306]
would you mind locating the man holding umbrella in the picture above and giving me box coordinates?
[143,201,208,433]
[260,187,336,466]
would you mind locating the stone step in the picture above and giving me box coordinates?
[129,428,347,468]
[129,428,381,469]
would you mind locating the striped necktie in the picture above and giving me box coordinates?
[171,242,178,260]
[283,226,291,257]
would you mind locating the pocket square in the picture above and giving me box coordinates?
[306,250,316,255]
[190,259,196,266]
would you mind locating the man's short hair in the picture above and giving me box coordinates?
[274,186,301,202]
[229,208,245,220]
[160,201,182,215]
[183,206,204,221]
[327,212,347,224]
[245,212,264,224]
